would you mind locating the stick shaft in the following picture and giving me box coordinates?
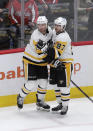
[71,80,93,103]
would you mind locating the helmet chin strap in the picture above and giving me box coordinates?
[56,27,65,35]
[56,30,65,35]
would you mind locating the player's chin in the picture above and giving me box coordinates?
[39,29,46,34]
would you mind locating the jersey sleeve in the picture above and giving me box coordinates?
[53,36,68,59]
[30,31,43,54]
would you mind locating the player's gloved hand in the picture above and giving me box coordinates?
[47,39,53,47]
[52,59,61,68]
[43,47,55,63]
[52,59,66,71]
[36,40,48,53]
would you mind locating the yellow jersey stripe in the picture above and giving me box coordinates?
[59,58,74,62]
[65,63,71,88]
[24,62,28,80]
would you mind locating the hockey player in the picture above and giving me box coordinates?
[44,17,73,115]
[17,16,53,111]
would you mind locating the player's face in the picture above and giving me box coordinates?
[37,24,47,35]
[54,24,63,33]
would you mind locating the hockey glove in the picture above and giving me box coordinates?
[36,40,48,53]
[43,47,55,63]
[47,39,53,47]
[52,59,61,68]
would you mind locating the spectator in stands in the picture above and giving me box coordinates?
[84,0,93,40]
[0,0,9,8]
[37,0,58,6]
[0,9,3,12]
[0,0,11,50]
[0,0,9,22]
[6,0,39,48]
[0,8,3,22]
[55,0,74,40]
[7,0,39,28]
[36,0,58,22]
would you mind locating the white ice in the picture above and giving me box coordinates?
[0,98,93,131]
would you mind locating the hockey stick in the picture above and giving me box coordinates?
[71,80,93,103]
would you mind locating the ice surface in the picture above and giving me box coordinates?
[0,98,93,131]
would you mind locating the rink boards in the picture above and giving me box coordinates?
[0,44,93,107]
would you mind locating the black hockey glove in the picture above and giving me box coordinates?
[36,40,48,53]
[47,39,53,47]
[52,59,61,68]
[43,46,55,63]
[52,59,66,70]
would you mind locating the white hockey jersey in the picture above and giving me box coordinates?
[52,29,73,63]
[23,26,53,66]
